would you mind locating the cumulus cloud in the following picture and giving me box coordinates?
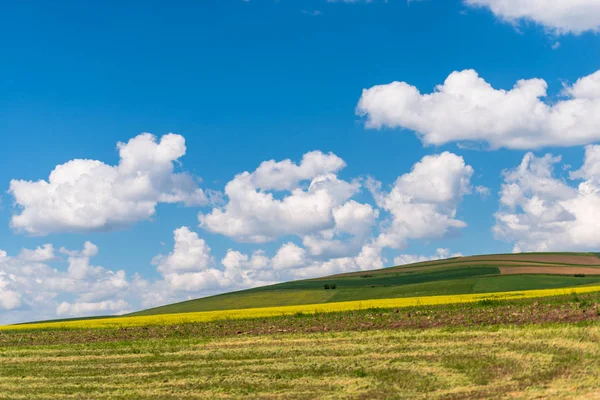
[494,146,600,252]
[272,242,307,270]
[393,248,463,266]
[17,244,55,262]
[288,243,384,280]
[9,133,207,235]
[199,151,360,242]
[149,227,275,296]
[370,152,473,249]
[357,69,600,149]
[302,200,379,258]
[152,227,214,275]
[465,0,600,35]
[148,226,386,304]
[0,242,131,324]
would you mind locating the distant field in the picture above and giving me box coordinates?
[6,285,600,331]
[132,258,600,317]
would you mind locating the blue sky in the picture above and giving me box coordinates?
[2,0,600,323]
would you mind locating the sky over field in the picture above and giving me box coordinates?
[2,0,600,323]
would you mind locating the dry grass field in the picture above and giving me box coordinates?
[1,324,599,399]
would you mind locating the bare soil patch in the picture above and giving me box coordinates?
[463,254,600,265]
[326,255,600,279]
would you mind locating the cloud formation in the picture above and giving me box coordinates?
[357,69,600,149]
[369,152,474,249]
[0,242,131,323]
[465,0,600,35]
[1,147,478,323]
[9,133,207,235]
[494,146,600,252]
[199,151,360,242]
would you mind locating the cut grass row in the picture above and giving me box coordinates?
[1,323,599,399]
[5,284,600,331]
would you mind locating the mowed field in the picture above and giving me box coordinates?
[2,291,600,399]
[131,252,600,317]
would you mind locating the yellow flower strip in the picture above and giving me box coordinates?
[3,285,600,331]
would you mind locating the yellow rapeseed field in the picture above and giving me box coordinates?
[4,285,600,331]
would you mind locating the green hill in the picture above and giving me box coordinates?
[130,252,600,317]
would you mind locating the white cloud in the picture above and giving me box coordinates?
[357,69,600,149]
[250,151,346,191]
[150,226,385,300]
[199,151,360,242]
[0,290,21,311]
[333,200,379,237]
[288,243,384,280]
[56,300,130,317]
[149,228,276,296]
[0,242,131,324]
[494,146,600,251]
[272,242,307,270]
[302,200,379,258]
[370,152,473,249]
[9,133,207,235]
[152,227,214,275]
[465,0,600,35]
[393,248,463,266]
[17,244,55,262]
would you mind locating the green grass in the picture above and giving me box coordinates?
[472,274,600,292]
[131,266,500,315]
[131,267,600,316]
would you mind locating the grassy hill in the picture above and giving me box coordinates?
[130,252,600,317]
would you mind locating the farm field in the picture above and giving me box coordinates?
[6,285,600,331]
[1,292,600,399]
[131,252,600,317]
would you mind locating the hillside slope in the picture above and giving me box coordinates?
[130,252,600,317]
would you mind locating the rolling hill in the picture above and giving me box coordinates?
[129,252,600,317]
